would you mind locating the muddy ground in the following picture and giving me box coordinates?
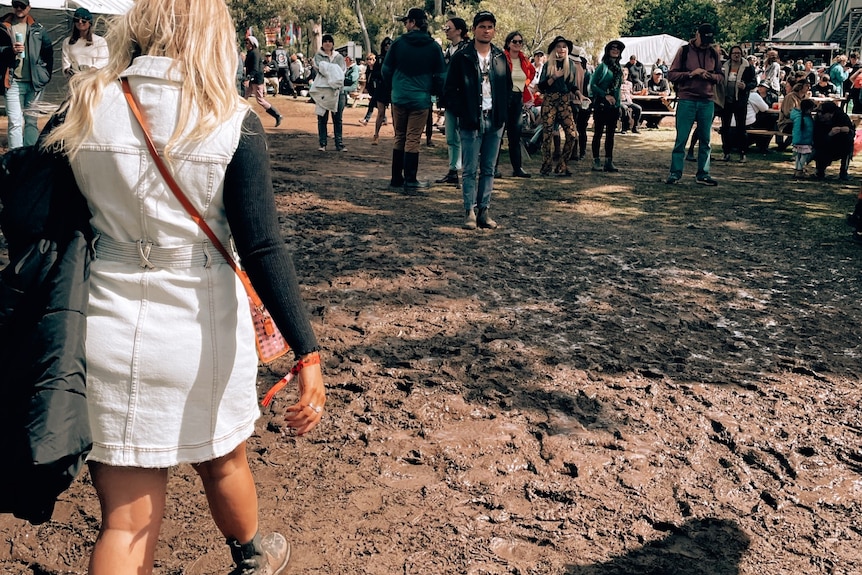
[1,97,861,575]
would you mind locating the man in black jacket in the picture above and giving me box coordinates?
[0,0,53,149]
[444,10,511,230]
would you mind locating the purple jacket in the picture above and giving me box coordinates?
[667,40,723,101]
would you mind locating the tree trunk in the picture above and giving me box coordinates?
[355,0,372,56]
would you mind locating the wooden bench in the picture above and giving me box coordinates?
[746,129,786,137]
[349,92,371,107]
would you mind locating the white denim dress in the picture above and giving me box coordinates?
[71,56,260,467]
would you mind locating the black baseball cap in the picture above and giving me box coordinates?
[473,10,496,27]
[698,23,715,44]
[73,7,93,20]
[397,8,426,23]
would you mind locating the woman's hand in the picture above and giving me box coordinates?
[284,355,325,435]
[605,94,616,106]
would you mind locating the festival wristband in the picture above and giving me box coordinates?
[261,352,321,407]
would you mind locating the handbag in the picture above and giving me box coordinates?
[120,78,290,363]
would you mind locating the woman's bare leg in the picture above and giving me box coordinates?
[88,464,168,575]
[193,441,259,543]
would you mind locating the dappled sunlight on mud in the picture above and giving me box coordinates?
[3,99,861,575]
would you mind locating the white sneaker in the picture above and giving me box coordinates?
[317,145,326,151]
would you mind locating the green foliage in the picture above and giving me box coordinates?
[622,0,835,46]
[621,0,717,41]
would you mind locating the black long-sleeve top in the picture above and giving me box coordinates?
[244,48,264,84]
[223,112,319,357]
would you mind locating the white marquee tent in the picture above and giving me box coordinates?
[619,34,689,69]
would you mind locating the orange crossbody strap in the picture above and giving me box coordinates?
[260,352,321,407]
[120,78,264,309]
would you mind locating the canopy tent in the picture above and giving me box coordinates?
[618,34,688,69]
[773,0,862,52]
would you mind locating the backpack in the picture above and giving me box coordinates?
[273,48,289,69]
[342,64,359,92]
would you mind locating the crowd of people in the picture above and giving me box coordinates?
[323,16,862,195]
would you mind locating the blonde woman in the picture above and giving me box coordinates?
[536,35,583,176]
[61,7,108,76]
[43,0,325,573]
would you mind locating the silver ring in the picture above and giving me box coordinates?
[308,403,322,413]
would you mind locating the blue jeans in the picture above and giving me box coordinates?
[670,99,714,179]
[460,114,503,211]
[444,108,461,171]
[317,92,346,148]
[5,78,41,149]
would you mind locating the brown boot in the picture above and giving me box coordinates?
[228,532,290,575]
[477,207,497,229]
[463,208,477,230]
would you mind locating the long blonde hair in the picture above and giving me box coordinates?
[44,0,246,159]
[551,43,575,84]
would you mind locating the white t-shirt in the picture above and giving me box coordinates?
[479,52,492,111]
[739,91,769,126]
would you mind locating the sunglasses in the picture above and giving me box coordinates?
[73,17,91,23]
[12,2,27,9]
[510,39,523,44]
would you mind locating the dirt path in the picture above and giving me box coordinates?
[1,97,861,574]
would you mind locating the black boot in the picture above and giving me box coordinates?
[848,199,862,230]
[840,156,851,180]
[510,141,530,177]
[266,107,282,127]
[403,152,429,190]
[390,149,405,188]
[436,169,460,186]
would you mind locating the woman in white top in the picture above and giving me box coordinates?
[61,7,108,76]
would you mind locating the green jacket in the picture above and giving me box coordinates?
[381,30,445,110]
[590,62,621,108]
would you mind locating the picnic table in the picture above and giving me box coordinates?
[632,94,676,127]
